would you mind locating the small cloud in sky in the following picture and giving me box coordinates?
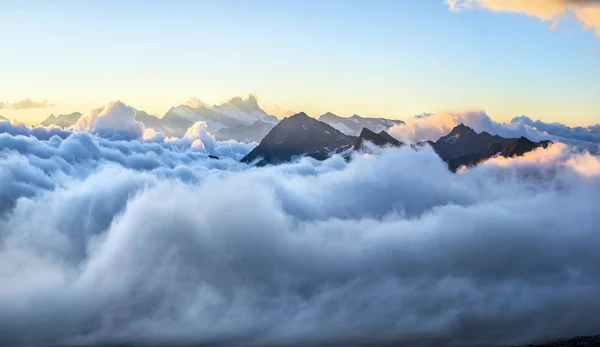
[0,98,54,110]
[447,0,600,38]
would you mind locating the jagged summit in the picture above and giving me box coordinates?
[354,128,403,149]
[226,95,262,112]
[241,112,355,165]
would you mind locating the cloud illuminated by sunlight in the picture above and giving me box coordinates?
[447,0,600,38]
[0,98,53,110]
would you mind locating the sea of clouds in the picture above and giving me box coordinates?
[1,102,600,347]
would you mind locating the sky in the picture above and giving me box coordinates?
[0,0,599,126]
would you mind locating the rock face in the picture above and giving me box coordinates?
[501,136,552,158]
[431,123,515,159]
[241,112,356,165]
[354,128,403,149]
[430,124,553,171]
[40,112,82,128]
[318,112,403,136]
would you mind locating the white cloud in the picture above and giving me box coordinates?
[448,0,600,38]
[72,101,145,140]
[0,123,600,346]
[0,98,53,110]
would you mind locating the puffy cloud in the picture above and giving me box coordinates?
[0,118,71,140]
[72,101,145,140]
[0,125,600,347]
[0,98,53,110]
[389,109,600,152]
[447,0,600,38]
[511,116,600,143]
[142,128,166,142]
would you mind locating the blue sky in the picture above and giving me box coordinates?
[1,0,599,125]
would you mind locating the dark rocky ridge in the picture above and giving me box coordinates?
[241,112,356,166]
[431,123,515,159]
[428,124,553,172]
[244,115,554,171]
[354,128,403,149]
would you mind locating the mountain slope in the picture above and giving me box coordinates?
[354,128,403,149]
[40,112,82,128]
[431,123,515,160]
[501,137,552,158]
[431,124,553,171]
[319,112,403,135]
[241,112,356,165]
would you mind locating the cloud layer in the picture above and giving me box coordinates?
[389,109,600,153]
[0,98,53,110]
[447,0,600,38]
[1,110,600,347]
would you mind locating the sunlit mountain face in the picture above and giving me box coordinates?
[2,0,600,346]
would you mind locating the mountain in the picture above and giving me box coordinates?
[354,128,403,149]
[501,136,552,158]
[318,112,403,136]
[213,119,276,143]
[40,112,82,128]
[430,124,553,171]
[160,95,278,137]
[241,112,356,165]
[131,108,191,137]
[431,123,515,160]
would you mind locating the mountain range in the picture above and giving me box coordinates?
[318,112,404,135]
[36,96,403,144]
[243,113,551,171]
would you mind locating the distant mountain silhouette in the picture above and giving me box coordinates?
[319,112,403,135]
[241,112,356,165]
[161,95,278,136]
[214,119,276,143]
[40,112,82,128]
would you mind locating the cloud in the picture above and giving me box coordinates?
[0,98,54,110]
[72,101,145,141]
[388,109,600,152]
[447,0,600,38]
[1,121,600,347]
[0,118,72,141]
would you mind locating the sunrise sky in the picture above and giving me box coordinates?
[1,0,599,125]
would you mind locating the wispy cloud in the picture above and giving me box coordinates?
[447,0,600,38]
[0,98,54,110]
